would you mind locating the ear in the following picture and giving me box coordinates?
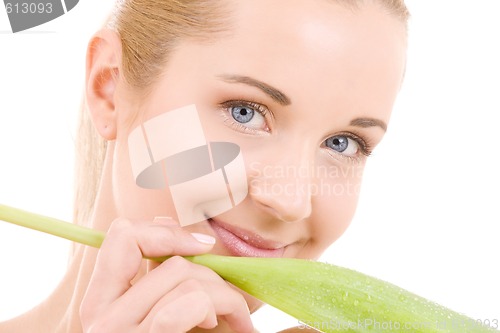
[85,29,122,141]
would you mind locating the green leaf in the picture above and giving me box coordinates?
[0,204,495,332]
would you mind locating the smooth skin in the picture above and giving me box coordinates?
[0,1,406,332]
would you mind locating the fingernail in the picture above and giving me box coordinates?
[191,233,216,245]
[153,216,177,225]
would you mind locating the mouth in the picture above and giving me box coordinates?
[208,218,286,258]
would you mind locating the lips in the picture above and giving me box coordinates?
[208,218,285,258]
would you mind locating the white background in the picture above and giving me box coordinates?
[0,1,499,332]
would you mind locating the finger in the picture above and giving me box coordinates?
[81,219,215,320]
[149,289,217,333]
[112,256,217,324]
[151,278,254,333]
[132,258,253,332]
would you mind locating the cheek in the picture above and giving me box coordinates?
[111,140,179,220]
[308,166,364,253]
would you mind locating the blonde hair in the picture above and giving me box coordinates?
[74,0,409,226]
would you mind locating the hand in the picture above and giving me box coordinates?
[80,217,254,333]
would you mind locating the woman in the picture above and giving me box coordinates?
[0,0,408,332]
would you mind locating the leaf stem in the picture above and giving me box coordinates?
[0,204,105,248]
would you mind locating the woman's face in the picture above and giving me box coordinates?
[109,0,405,307]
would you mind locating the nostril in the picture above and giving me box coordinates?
[277,199,312,223]
[251,189,312,223]
[248,162,314,222]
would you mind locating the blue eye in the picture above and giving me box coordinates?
[224,102,268,131]
[231,106,255,123]
[325,135,359,156]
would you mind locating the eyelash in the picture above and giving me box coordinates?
[324,131,374,164]
[219,100,374,162]
[219,100,271,134]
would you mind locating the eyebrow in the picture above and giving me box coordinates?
[219,74,386,131]
[218,74,292,106]
[350,117,387,132]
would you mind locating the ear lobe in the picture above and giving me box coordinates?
[85,29,122,141]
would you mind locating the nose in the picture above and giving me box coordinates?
[249,150,313,223]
